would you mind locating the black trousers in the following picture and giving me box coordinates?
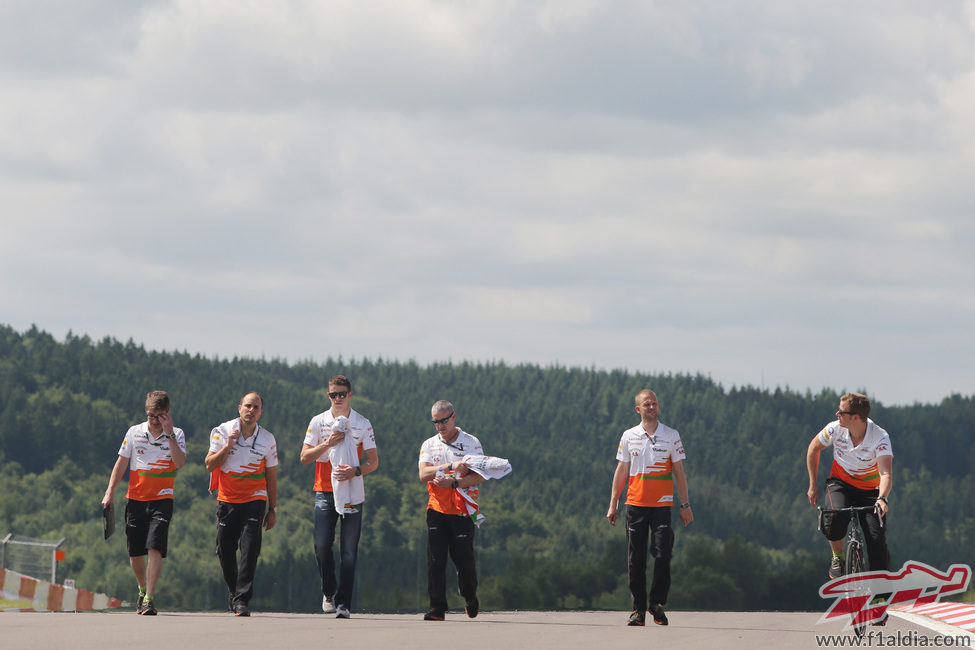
[626,505,675,611]
[215,500,266,607]
[426,509,477,613]
[822,477,889,571]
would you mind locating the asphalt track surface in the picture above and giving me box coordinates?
[3,609,966,649]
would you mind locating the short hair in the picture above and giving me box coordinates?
[329,375,352,390]
[431,400,454,415]
[634,389,657,405]
[240,391,264,408]
[145,390,170,412]
[841,392,870,420]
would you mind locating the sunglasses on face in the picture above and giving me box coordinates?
[328,390,350,400]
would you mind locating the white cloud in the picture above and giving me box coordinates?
[1,1,974,405]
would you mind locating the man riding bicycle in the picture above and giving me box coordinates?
[806,393,892,580]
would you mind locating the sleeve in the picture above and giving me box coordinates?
[265,434,279,468]
[615,433,628,463]
[876,433,892,458]
[471,436,483,456]
[303,416,319,446]
[671,432,686,462]
[817,423,837,447]
[361,420,377,451]
[419,439,432,466]
[174,428,187,453]
[209,427,225,453]
[118,428,134,458]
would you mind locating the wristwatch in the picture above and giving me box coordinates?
[166,433,176,440]
[354,466,362,477]
[680,503,691,510]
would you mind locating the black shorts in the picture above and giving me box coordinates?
[125,499,174,558]
[822,477,880,542]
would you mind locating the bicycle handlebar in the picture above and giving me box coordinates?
[817,505,885,532]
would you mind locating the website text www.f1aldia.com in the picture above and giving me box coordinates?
[815,630,972,647]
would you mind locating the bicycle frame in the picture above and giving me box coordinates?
[818,505,884,638]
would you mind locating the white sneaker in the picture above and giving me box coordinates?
[322,596,336,614]
[336,605,351,619]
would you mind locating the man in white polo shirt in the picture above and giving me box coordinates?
[607,389,693,628]
[205,391,278,617]
[101,390,187,616]
[418,400,485,622]
[300,375,378,619]
[806,392,892,580]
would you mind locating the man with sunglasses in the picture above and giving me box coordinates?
[300,375,378,619]
[807,392,892,581]
[101,390,186,616]
[418,400,485,621]
[206,391,278,617]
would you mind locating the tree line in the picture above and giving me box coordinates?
[1,323,973,612]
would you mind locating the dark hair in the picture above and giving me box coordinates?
[840,392,870,420]
[145,390,170,411]
[328,375,352,390]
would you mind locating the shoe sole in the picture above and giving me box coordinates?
[423,615,445,621]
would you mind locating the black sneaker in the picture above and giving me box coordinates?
[465,597,479,618]
[234,603,250,617]
[650,604,668,626]
[628,610,646,626]
[136,592,145,614]
[828,556,844,580]
[141,599,157,616]
[423,609,445,621]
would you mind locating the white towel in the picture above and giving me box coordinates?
[328,416,363,515]
[442,454,512,527]
[462,454,512,480]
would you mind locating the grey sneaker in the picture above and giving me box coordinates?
[828,556,844,580]
[650,604,668,626]
[336,604,351,619]
[322,596,337,614]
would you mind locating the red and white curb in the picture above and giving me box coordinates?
[0,568,122,612]
[891,601,975,639]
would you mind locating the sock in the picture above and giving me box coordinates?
[139,586,147,596]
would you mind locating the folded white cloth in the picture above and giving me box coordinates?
[444,454,512,527]
[329,416,363,515]
[462,454,512,480]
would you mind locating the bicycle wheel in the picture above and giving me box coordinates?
[844,539,865,575]
[844,539,866,639]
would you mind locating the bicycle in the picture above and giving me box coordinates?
[818,504,885,639]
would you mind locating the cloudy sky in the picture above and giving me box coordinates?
[2,1,974,406]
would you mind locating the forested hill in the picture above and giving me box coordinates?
[1,324,973,612]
